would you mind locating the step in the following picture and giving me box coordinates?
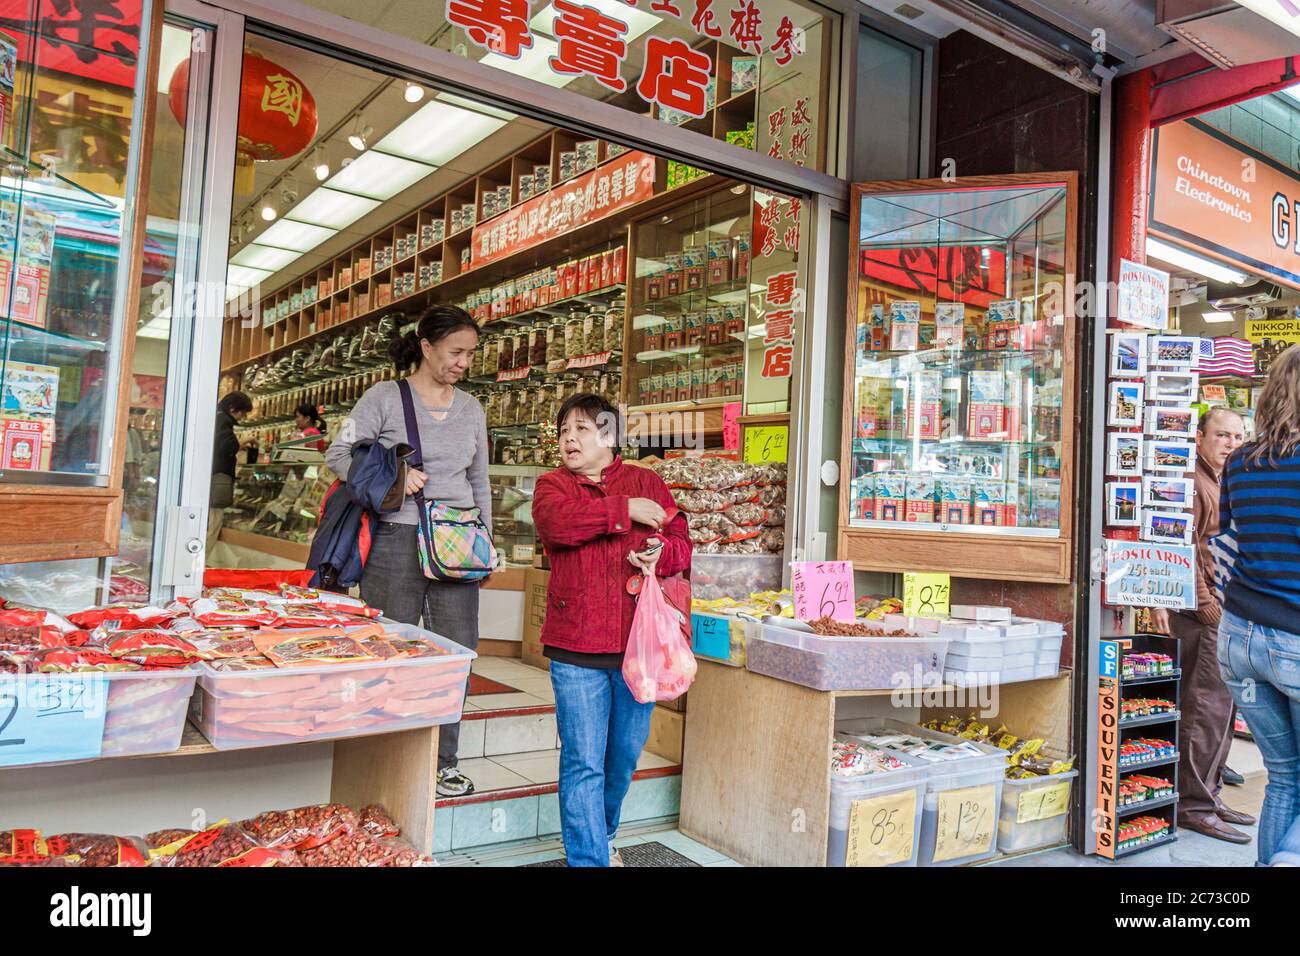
[459,657,559,762]
[432,747,682,854]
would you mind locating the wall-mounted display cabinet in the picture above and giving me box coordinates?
[839,174,1078,583]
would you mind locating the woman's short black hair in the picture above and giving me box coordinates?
[388,305,480,373]
[218,391,253,415]
[294,402,325,430]
[557,392,621,446]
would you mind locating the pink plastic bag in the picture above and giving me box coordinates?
[623,572,697,704]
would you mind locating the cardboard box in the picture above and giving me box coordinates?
[646,705,685,763]
[521,567,550,671]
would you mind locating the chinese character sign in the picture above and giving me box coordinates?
[750,190,805,381]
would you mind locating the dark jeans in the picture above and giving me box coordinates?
[1172,610,1236,821]
[361,521,479,771]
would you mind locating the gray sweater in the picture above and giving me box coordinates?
[325,380,492,530]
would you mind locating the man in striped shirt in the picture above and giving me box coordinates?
[1174,408,1256,844]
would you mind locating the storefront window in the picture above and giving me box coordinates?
[0,1,150,483]
[292,0,841,175]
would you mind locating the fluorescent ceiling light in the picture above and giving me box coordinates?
[158,25,192,95]
[1145,236,1249,285]
[531,0,659,41]
[1201,311,1236,323]
[375,100,507,165]
[256,219,336,252]
[436,92,517,121]
[137,315,171,340]
[327,151,436,201]
[286,187,380,229]
[227,265,273,291]
[231,243,300,271]
[480,36,575,89]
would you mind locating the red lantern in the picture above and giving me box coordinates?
[169,51,318,193]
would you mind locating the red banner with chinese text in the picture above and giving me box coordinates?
[469,152,656,269]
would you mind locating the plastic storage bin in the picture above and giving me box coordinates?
[191,621,475,750]
[690,611,746,667]
[837,717,1007,866]
[691,553,782,601]
[1,670,198,768]
[827,751,927,867]
[998,767,1077,853]
[744,620,949,691]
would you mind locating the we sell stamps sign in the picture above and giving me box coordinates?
[1103,540,1196,610]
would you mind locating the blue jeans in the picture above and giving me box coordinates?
[1217,610,1300,866]
[550,661,655,867]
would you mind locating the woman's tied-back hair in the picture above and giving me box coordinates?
[1245,343,1300,468]
[388,305,480,373]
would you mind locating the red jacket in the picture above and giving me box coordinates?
[533,456,691,654]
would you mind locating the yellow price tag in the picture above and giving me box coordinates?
[902,572,950,617]
[932,783,996,863]
[743,425,788,464]
[845,788,917,867]
[1016,780,1071,823]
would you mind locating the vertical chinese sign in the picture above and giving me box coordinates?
[746,188,805,407]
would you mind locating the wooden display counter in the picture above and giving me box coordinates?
[679,660,1072,867]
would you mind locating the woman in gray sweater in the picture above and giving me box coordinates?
[325,305,491,797]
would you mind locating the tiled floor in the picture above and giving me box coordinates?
[457,747,674,787]
[436,822,742,867]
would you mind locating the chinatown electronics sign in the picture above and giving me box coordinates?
[446,0,809,121]
[0,0,142,89]
[1149,118,1300,291]
[470,151,655,267]
[752,190,803,379]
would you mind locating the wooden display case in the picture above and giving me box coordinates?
[839,173,1079,584]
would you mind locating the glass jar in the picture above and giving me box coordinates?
[468,344,483,379]
[546,321,565,364]
[483,336,500,375]
[529,325,547,367]
[584,308,602,356]
[513,333,530,370]
[604,304,623,352]
[501,443,516,465]
[565,310,584,358]
[498,334,516,371]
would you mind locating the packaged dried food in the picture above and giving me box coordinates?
[182,598,277,628]
[44,833,149,868]
[151,822,298,867]
[239,803,359,850]
[67,605,173,630]
[757,484,786,507]
[763,504,787,527]
[295,831,399,867]
[758,528,785,553]
[725,502,769,527]
[30,647,139,672]
[671,488,729,513]
[278,586,381,618]
[359,804,401,840]
[252,627,383,667]
[145,828,194,849]
[0,828,49,864]
[102,630,202,667]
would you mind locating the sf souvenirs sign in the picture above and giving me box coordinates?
[1103,540,1196,610]
[470,153,655,268]
[1150,118,1300,291]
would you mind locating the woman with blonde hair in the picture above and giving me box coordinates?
[1218,343,1300,866]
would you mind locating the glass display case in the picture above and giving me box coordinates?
[840,175,1077,583]
[488,464,543,568]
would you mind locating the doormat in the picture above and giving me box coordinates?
[524,842,702,867]
[468,673,519,696]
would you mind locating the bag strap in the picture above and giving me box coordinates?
[396,379,425,501]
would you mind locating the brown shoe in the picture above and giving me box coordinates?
[1217,806,1258,827]
[1181,814,1252,844]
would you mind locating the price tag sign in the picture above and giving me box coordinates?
[846,789,917,867]
[932,783,996,863]
[1016,780,1071,823]
[0,675,108,768]
[691,613,731,660]
[743,425,787,464]
[902,572,951,617]
[722,402,742,450]
[792,561,855,623]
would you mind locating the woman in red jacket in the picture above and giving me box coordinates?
[532,392,691,867]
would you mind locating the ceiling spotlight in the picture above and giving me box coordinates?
[403,82,425,104]
[281,184,299,206]
[229,230,240,246]
[312,146,330,181]
[347,117,373,151]
[729,184,747,195]
[241,211,254,235]
[260,197,277,222]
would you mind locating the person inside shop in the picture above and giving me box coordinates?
[1217,344,1300,867]
[209,390,254,560]
[1157,407,1255,844]
[531,393,691,867]
[324,304,489,798]
[294,402,328,452]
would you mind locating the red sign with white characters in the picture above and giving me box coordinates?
[470,152,655,268]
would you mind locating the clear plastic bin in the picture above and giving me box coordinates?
[1,670,198,768]
[691,553,782,602]
[827,752,927,867]
[946,650,1036,672]
[947,635,1040,657]
[690,611,746,667]
[745,620,949,691]
[191,622,475,750]
[998,768,1077,853]
[837,717,1007,866]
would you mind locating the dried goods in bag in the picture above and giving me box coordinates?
[622,572,696,704]
[239,803,359,850]
[151,822,298,867]
[30,647,138,672]
[252,627,383,667]
[44,833,149,868]
[67,605,174,630]
[671,488,729,513]
[145,829,194,849]
[359,804,400,840]
[101,630,202,667]
[725,502,768,527]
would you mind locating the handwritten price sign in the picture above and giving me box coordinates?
[1016,780,1072,823]
[932,783,996,863]
[743,425,787,464]
[902,572,950,617]
[0,675,108,767]
[722,402,742,451]
[846,789,918,866]
[792,560,855,623]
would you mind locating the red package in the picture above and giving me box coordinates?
[187,633,261,660]
[359,804,400,840]
[203,568,315,590]
[152,823,298,867]
[278,586,380,618]
[271,608,353,629]
[296,831,400,867]
[145,829,194,850]
[252,627,383,667]
[67,605,174,630]
[102,630,201,665]
[44,833,149,868]
[239,804,359,850]
[0,653,24,674]
[30,647,139,672]
[0,829,49,865]
[186,598,278,628]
